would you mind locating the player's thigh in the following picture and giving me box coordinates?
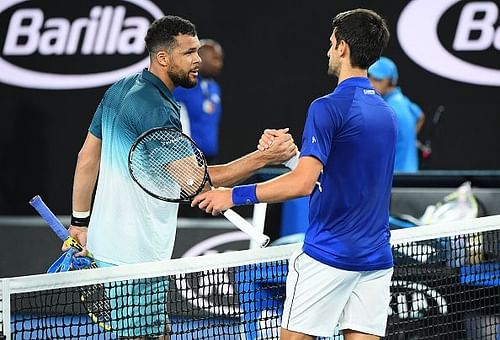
[339,268,393,337]
[282,251,361,337]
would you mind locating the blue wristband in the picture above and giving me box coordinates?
[232,184,259,206]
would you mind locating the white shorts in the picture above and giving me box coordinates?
[281,251,393,337]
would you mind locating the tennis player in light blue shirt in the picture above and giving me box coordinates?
[369,56,425,173]
[67,16,297,338]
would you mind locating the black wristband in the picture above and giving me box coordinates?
[71,215,90,227]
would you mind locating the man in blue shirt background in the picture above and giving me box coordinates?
[174,39,224,164]
[369,56,425,173]
[193,9,396,340]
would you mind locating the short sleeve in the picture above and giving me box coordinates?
[88,99,104,139]
[409,101,422,120]
[300,99,337,166]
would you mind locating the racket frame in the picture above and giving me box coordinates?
[128,127,210,203]
[128,127,270,247]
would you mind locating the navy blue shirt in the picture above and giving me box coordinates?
[300,77,397,271]
[174,77,222,157]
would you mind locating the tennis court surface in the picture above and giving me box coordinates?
[1,216,500,339]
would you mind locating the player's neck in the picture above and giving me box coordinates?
[337,64,367,84]
[148,64,175,92]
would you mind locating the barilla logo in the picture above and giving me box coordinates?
[398,0,500,86]
[0,0,164,89]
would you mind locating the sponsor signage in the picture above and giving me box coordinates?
[398,0,500,86]
[0,0,164,89]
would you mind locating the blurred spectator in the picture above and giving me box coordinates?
[369,56,425,173]
[174,39,224,164]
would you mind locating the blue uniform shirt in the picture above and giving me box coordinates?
[300,77,397,271]
[383,87,422,173]
[174,77,222,157]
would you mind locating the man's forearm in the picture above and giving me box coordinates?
[255,170,312,203]
[208,150,266,187]
[208,131,297,187]
[190,157,322,215]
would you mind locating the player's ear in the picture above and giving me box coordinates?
[155,50,170,67]
[338,40,348,57]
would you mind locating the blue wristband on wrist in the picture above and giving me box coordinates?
[232,184,259,206]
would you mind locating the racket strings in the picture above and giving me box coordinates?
[72,262,112,330]
[130,129,208,201]
[80,283,112,330]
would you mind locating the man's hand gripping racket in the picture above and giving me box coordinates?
[128,127,271,247]
[29,195,91,259]
[29,195,111,331]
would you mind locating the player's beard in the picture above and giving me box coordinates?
[328,57,341,77]
[168,66,197,88]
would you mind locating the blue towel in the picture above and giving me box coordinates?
[47,247,94,273]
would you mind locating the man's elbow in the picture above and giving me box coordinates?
[76,148,99,169]
[296,180,316,197]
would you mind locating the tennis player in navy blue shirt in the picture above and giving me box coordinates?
[299,76,395,273]
[193,9,395,340]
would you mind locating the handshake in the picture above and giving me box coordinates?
[191,127,301,216]
[255,128,299,168]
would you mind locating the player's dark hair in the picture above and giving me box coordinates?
[332,9,390,69]
[145,15,197,54]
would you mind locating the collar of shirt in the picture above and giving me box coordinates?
[141,68,181,111]
[383,86,402,101]
[333,77,372,94]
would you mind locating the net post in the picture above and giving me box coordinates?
[0,279,11,338]
[250,203,268,249]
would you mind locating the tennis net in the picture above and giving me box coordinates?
[1,215,500,339]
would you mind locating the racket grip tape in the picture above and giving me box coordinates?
[29,195,83,251]
[223,209,270,247]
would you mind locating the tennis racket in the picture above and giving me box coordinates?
[128,127,270,247]
[29,195,112,331]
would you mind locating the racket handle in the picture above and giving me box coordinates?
[29,195,83,251]
[222,209,270,247]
